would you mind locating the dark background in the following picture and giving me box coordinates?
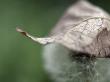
[0,0,110,82]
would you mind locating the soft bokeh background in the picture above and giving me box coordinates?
[0,0,110,82]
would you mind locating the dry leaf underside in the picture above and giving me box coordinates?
[17,0,110,58]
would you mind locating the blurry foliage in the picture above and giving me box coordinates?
[0,0,110,82]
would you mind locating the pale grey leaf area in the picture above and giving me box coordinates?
[49,0,110,58]
[17,0,110,57]
[17,0,110,82]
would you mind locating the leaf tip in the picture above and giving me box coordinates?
[16,27,27,37]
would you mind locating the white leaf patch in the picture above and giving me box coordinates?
[17,0,110,57]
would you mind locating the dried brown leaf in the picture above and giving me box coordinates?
[17,0,110,57]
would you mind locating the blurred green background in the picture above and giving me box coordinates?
[0,0,110,82]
